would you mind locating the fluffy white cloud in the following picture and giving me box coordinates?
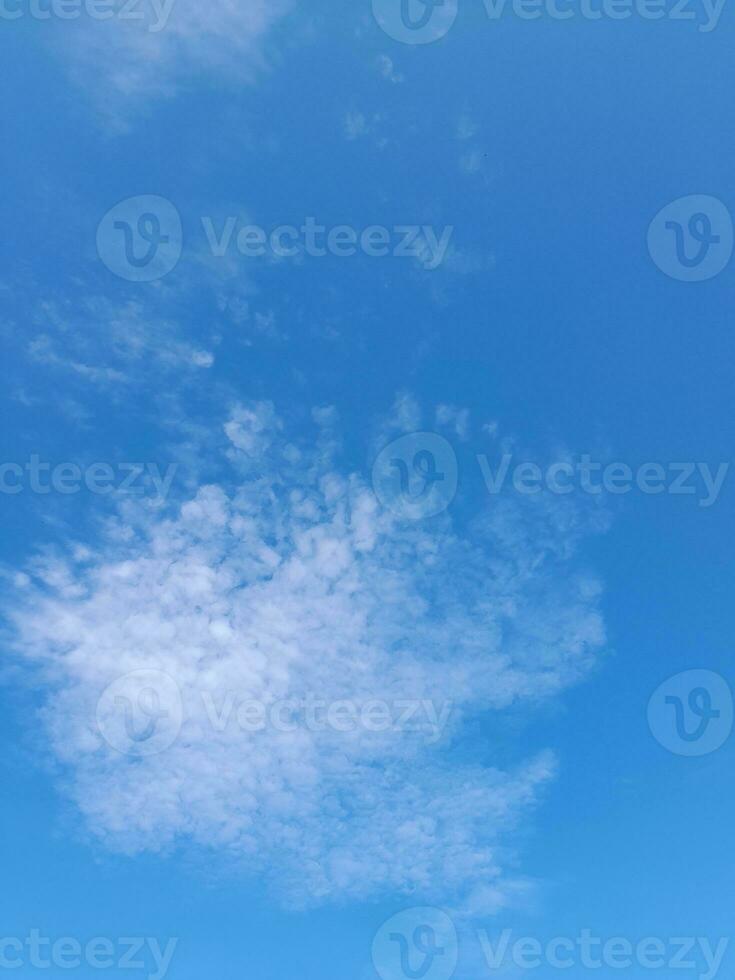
[7,402,606,909]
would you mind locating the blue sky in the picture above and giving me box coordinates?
[1,1,734,979]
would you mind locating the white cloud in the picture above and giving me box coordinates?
[343,110,386,145]
[60,0,293,115]
[378,392,423,440]
[377,55,403,84]
[344,110,369,141]
[436,404,470,440]
[27,296,215,385]
[7,402,607,909]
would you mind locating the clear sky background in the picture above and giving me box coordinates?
[1,1,734,979]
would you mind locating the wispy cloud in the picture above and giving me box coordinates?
[344,110,370,141]
[376,54,404,84]
[58,0,294,120]
[456,111,495,182]
[436,403,470,440]
[27,296,215,385]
